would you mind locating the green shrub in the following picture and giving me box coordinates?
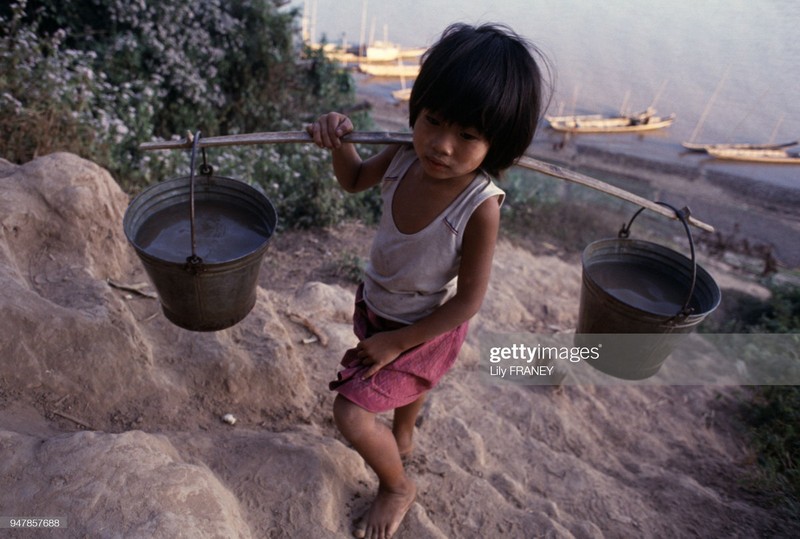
[721,283,800,508]
[0,2,105,163]
[744,385,800,507]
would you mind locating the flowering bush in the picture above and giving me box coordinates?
[1,0,378,227]
[1,2,105,162]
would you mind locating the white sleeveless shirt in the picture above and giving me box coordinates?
[363,146,505,324]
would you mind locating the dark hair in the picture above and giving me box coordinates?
[409,23,550,177]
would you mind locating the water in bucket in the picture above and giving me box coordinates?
[587,260,693,317]
[134,199,273,264]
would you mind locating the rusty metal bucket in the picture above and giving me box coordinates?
[123,133,277,331]
[575,203,721,379]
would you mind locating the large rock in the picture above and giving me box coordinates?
[0,428,252,538]
[0,153,314,431]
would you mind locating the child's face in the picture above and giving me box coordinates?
[413,109,490,181]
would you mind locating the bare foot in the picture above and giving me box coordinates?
[353,478,417,539]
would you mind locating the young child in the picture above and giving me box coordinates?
[308,23,549,539]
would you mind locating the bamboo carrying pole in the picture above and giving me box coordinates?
[139,131,715,233]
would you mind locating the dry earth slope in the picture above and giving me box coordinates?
[0,153,796,538]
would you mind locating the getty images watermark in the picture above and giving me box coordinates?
[488,342,599,380]
[478,331,800,385]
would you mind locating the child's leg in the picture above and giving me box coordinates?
[333,394,416,538]
[392,393,426,457]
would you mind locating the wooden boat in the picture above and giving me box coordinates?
[546,108,675,134]
[706,147,800,164]
[365,43,426,62]
[684,69,798,155]
[365,42,401,62]
[682,140,798,153]
[397,47,427,59]
[545,113,606,124]
[358,62,420,78]
[363,21,426,62]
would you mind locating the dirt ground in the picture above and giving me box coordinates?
[1,151,798,538]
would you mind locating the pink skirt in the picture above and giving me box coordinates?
[329,285,468,413]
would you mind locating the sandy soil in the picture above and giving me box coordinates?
[1,150,797,538]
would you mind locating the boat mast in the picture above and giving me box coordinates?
[728,87,770,142]
[569,84,580,115]
[619,89,631,116]
[647,79,669,113]
[768,115,784,144]
[688,66,730,143]
[359,0,368,57]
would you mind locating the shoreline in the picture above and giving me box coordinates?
[355,79,800,269]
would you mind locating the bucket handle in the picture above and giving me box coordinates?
[186,131,205,272]
[618,202,697,320]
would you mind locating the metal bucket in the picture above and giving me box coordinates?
[123,135,277,331]
[575,204,721,379]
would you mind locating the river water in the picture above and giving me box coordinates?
[297,1,797,180]
[294,0,800,265]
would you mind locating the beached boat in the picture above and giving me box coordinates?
[358,62,420,78]
[545,113,606,124]
[684,69,798,155]
[365,42,426,62]
[365,42,401,62]
[546,108,676,134]
[682,140,799,153]
[362,22,425,61]
[706,147,800,164]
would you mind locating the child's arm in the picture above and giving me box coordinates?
[354,196,501,379]
[308,112,400,193]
